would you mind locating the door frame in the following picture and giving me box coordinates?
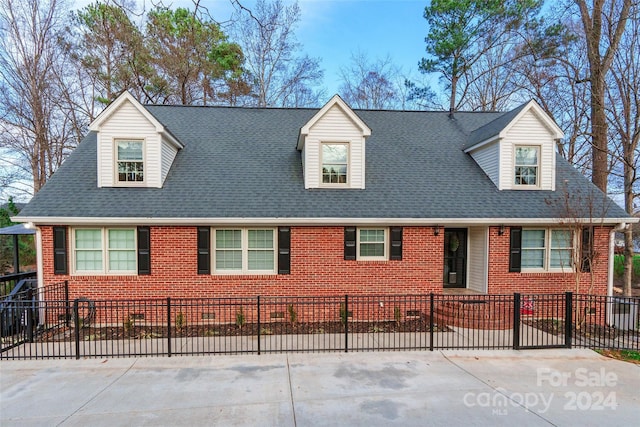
[443,228,468,289]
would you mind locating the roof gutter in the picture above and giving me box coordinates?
[11,216,638,227]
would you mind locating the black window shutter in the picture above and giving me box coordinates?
[581,227,593,273]
[137,226,151,275]
[53,226,68,275]
[197,227,211,274]
[278,227,291,274]
[344,227,356,260]
[509,227,522,272]
[390,227,403,260]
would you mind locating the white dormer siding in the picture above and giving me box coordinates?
[500,109,556,190]
[90,91,183,189]
[465,100,562,191]
[298,95,371,189]
[161,137,179,183]
[469,141,500,187]
[97,100,159,187]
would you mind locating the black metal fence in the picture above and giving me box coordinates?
[1,280,68,354]
[0,271,37,297]
[1,290,638,360]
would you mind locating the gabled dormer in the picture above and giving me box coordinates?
[89,91,183,188]
[464,100,564,191]
[297,95,371,189]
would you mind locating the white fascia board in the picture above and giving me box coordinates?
[464,136,500,153]
[14,216,638,226]
[162,130,184,150]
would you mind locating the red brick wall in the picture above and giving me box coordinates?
[41,226,445,300]
[486,226,610,295]
[40,225,612,300]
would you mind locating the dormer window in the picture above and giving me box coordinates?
[116,140,144,183]
[322,143,349,184]
[514,146,539,186]
[297,95,371,190]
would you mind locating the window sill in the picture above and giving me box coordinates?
[213,271,277,276]
[511,185,540,190]
[71,272,138,276]
[520,268,575,275]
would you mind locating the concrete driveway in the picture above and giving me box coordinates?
[1,349,639,426]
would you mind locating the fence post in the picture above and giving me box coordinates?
[64,281,70,327]
[25,289,34,343]
[513,293,521,350]
[257,296,261,355]
[167,298,172,357]
[73,299,80,360]
[564,292,573,349]
[429,293,434,352]
[344,295,349,353]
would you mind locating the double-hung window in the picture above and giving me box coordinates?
[116,140,144,183]
[214,228,276,274]
[514,146,539,186]
[321,143,348,184]
[357,228,387,260]
[74,228,136,274]
[521,228,573,271]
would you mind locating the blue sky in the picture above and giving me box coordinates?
[286,0,429,96]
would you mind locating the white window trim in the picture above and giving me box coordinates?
[356,227,388,261]
[319,142,350,188]
[213,228,277,275]
[114,139,146,186]
[513,145,541,188]
[521,228,574,273]
[72,227,137,275]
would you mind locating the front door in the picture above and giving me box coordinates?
[443,228,467,288]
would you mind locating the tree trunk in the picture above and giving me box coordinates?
[450,74,458,113]
[623,154,636,296]
[589,72,608,192]
[623,229,634,296]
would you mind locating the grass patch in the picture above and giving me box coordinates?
[613,254,640,278]
[596,349,640,364]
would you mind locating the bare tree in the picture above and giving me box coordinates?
[547,183,612,326]
[339,52,401,110]
[0,0,79,194]
[573,0,632,193]
[512,16,592,171]
[233,0,323,107]
[461,41,521,112]
[606,3,640,295]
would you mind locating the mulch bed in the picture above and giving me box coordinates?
[39,319,451,342]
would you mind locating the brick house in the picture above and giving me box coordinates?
[15,92,635,300]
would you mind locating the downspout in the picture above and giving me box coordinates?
[608,223,627,297]
[35,226,45,326]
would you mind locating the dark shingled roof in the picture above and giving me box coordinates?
[16,103,630,222]
[466,102,528,148]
